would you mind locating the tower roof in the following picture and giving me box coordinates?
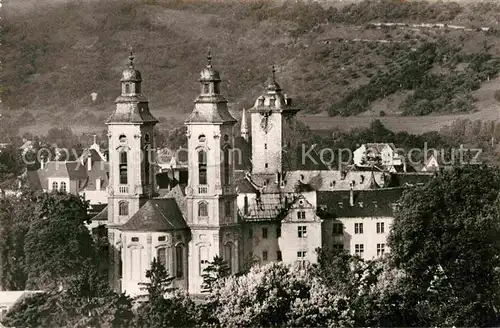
[199,48,221,82]
[249,65,299,114]
[121,52,142,82]
[266,66,282,93]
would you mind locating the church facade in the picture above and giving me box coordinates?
[104,52,432,296]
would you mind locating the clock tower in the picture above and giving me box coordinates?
[249,67,300,175]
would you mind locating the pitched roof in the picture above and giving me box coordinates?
[91,205,108,222]
[241,193,290,222]
[248,170,388,193]
[157,185,187,218]
[120,198,187,232]
[234,136,252,171]
[317,188,405,218]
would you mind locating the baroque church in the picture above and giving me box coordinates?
[103,52,432,296]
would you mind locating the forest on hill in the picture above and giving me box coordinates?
[3,0,500,131]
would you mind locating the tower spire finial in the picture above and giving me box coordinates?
[128,47,134,68]
[207,46,212,68]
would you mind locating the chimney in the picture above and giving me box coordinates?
[349,183,354,207]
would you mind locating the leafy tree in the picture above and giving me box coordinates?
[201,255,230,293]
[2,267,134,328]
[0,145,24,184]
[211,261,352,327]
[388,165,500,326]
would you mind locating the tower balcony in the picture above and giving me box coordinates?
[118,185,129,194]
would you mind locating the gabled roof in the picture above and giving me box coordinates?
[120,199,187,232]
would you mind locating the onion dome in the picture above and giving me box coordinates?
[199,49,221,82]
[121,52,142,82]
[266,65,281,93]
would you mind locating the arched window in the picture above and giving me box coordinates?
[223,147,230,185]
[125,84,130,94]
[118,201,128,216]
[198,202,208,217]
[198,150,207,185]
[175,244,184,278]
[60,182,67,192]
[119,151,127,184]
[224,242,233,273]
[157,248,167,268]
[52,181,58,191]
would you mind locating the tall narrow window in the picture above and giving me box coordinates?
[175,244,184,278]
[119,201,129,216]
[355,223,364,234]
[198,150,207,185]
[144,145,150,185]
[119,151,128,185]
[125,84,130,94]
[203,83,209,94]
[243,196,249,215]
[262,250,268,261]
[52,181,58,191]
[224,243,233,272]
[157,248,166,268]
[262,227,268,239]
[118,250,123,279]
[60,182,67,192]
[214,82,220,94]
[224,201,231,218]
[376,222,385,234]
[198,202,208,217]
[377,243,385,257]
[223,147,230,185]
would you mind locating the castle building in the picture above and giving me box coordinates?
[102,52,433,296]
